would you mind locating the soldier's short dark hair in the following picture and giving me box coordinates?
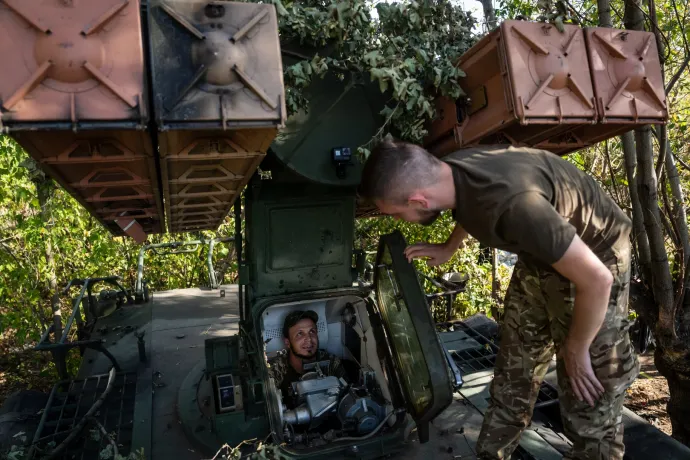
[282,310,319,338]
[358,138,443,205]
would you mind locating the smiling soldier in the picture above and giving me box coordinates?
[267,310,347,403]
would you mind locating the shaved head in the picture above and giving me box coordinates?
[358,138,450,225]
[358,138,443,205]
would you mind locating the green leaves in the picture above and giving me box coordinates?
[266,0,477,146]
[355,211,512,319]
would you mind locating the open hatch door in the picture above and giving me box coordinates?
[373,230,454,443]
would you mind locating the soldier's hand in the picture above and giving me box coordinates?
[403,242,456,267]
[561,340,605,407]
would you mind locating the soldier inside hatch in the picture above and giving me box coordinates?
[267,310,348,406]
[358,140,640,460]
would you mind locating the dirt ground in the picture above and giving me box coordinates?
[624,351,672,435]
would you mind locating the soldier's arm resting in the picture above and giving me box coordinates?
[403,222,468,266]
[551,234,611,406]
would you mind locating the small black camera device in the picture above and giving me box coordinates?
[331,147,352,179]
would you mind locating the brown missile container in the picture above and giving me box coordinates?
[527,27,668,155]
[146,0,285,233]
[0,0,164,238]
[424,21,667,157]
[559,27,668,152]
[586,27,667,124]
[424,20,597,157]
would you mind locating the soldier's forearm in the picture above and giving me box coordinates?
[550,235,614,350]
[444,223,468,251]
[565,281,611,349]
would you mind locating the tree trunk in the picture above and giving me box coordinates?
[625,0,675,343]
[33,170,62,341]
[635,120,690,447]
[623,0,690,446]
[660,125,690,448]
[635,125,676,342]
[622,132,652,283]
[596,0,612,27]
[664,138,690,272]
[624,0,645,30]
[479,0,497,31]
[656,346,690,446]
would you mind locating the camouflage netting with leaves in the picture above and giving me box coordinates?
[252,0,478,151]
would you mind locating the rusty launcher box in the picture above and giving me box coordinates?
[0,0,285,240]
[424,20,668,157]
[0,4,666,240]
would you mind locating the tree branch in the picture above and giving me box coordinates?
[662,171,686,309]
[88,417,119,459]
[622,131,652,284]
[672,151,690,172]
[0,240,22,267]
[655,124,667,179]
[604,139,622,204]
[665,54,690,95]
[564,0,594,26]
[661,132,690,308]
[661,172,681,247]
[671,0,690,53]
[634,124,677,344]
[478,0,497,31]
[648,0,665,62]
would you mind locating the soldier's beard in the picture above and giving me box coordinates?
[290,342,317,361]
[417,209,441,226]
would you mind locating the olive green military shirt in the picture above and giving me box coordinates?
[442,145,632,268]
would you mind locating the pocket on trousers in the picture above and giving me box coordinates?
[590,318,639,394]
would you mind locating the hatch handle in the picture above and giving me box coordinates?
[379,263,403,312]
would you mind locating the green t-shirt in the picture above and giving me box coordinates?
[442,145,632,267]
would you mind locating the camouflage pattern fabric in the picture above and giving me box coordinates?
[476,239,640,460]
[267,348,346,390]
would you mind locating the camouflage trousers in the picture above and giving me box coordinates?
[475,240,640,460]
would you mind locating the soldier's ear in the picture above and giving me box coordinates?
[283,337,290,348]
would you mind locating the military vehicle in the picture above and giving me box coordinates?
[1,1,689,459]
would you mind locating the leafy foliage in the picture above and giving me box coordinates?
[355,211,512,320]
[264,0,478,151]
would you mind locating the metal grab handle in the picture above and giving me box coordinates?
[441,338,464,390]
[378,264,403,312]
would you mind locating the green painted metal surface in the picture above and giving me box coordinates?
[205,335,241,376]
[275,429,409,459]
[373,230,454,441]
[179,358,271,456]
[269,70,388,186]
[245,174,356,301]
[213,412,271,447]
